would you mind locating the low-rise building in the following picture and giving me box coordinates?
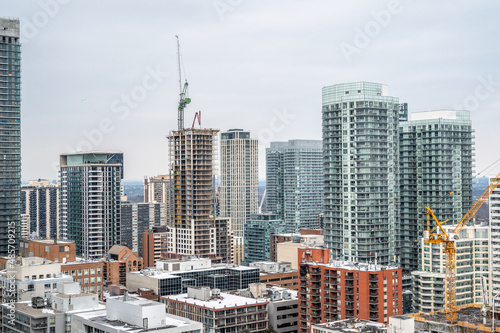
[19,238,76,263]
[61,260,104,300]
[162,286,268,332]
[72,294,202,333]
[0,257,73,303]
[103,245,142,286]
[142,226,169,268]
[249,261,299,290]
[270,229,324,262]
[126,258,260,298]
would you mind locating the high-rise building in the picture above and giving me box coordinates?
[244,213,286,264]
[220,129,258,238]
[412,224,489,312]
[298,247,402,331]
[142,226,169,268]
[120,201,166,255]
[266,140,323,233]
[59,152,123,259]
[167,128,219,257]
[21,179,59,239]
[399,110,473,271]
[0,18,21,256]
[489,179,500,301]
[322,82,400,265]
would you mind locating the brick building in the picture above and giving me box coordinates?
[61,261,104,300]
[142,226,169,268]
[19,238,76,263]
[103,245,142,286]
[298,247,402,332]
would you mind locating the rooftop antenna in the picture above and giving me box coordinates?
[175,35,191,131]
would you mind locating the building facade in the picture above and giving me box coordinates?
[0,18,21,256]
[399,110,474,271]
[244,213,287,264]
[412,224,489,312]
[21,179,59,239]
[490,179,500,301]
[322,82,400,265]
[162,287,268,333]
[167,128,219,258]
[120,201,166,255]
[220,129,258,242]
[266,140,323,233]
[142,226,169,268]
[298,247,402,332]
[59,152,124,259]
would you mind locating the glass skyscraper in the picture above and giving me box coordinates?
[0,18,21,256]
[399,110,473,271]
[266,140,323,233]
[322,82,400,265]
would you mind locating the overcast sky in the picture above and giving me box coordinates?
[3,1,500,181]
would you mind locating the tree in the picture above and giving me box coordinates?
[264,325,278,333]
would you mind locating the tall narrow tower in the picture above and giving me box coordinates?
[0,18,21,256]
[322,82,400,265]
[167,128,219,257]
[59,152,123,259]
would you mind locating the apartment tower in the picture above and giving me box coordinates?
[21,179,59,239]
[399,110,473,271]
[266,140,323,233]
[220,129,258,237]
[322,82,400,265]
[59,152,123,259]
[0,18,20,256]
[167,128,219,257]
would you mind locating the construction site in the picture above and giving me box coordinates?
[411,304,500,333]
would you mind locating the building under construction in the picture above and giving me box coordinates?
[167,128,219,258]
[411,304,500,333]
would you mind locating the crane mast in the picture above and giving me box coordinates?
[424,170,500,323]
[175,35,190,131]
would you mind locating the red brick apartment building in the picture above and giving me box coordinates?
[298,247,402,332]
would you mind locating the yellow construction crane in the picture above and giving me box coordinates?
[424,170,500,323]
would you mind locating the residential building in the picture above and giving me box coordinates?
[220,129,258,264]
[142,226,169,268]
[0,257,73,303]
[143,174,172,205]
[244,213,287,264]
[266,140,323,232]
[126,257,260,297]
[167,128,219,258]
[103,245,142,286]
[491,178,500,300]
[120,201,166,255]
[234,236,244,265]
[61,260,104,300]
[19,238,76,263]
[412,224,489,313]
[399,110,473,271]
[322,82,400,265]
[162,286,268,332]
[214,216,234,264]
[21,179,59,238]
[0,18,21,257]
[234,283,299,333]
[59,152,124,259]
[298,247,402,332]
[72,294,202,333]
[271,230,324,263]
[249,261,299,290]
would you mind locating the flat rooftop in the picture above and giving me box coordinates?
[303,259,399,272]
[313,318,387,332]
[412,304,500,330]
[163,292,267,310]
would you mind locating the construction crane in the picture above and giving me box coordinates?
[175,35,191,131]
[424,170,500,323]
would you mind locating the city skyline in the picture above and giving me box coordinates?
[2,1,500,181]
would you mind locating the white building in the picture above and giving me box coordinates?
[71,294,202,333]
[412,224,489,312]
[220,129,258,264]
[0,257,73,303]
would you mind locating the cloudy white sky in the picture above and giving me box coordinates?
[3,1,500,181]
